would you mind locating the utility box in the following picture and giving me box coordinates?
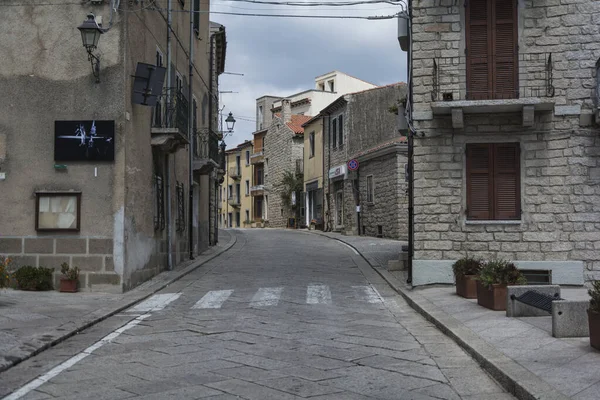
[398,13,409,52]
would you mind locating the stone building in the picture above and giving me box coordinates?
[264,100,311,228]
[409,0,600,286]
[322,84,409,239]
[0,1,225,292]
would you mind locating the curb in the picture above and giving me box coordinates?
[311,231,568,400]
[0,231,238,374]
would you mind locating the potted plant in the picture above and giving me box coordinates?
[588,280,600,351]
[60,262,80,293]
[452,256,482,299]
[0,256,11,289]
[477,259,526,311]
[13,266,54,291]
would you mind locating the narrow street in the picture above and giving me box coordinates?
[1,230,513,400]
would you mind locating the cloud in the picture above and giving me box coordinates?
[211,1,408,148]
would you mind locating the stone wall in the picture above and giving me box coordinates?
[358,152,408,240]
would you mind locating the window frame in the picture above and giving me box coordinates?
[331,117,337,149]
[35,192,82,232]
[245,180,250,196]
[309,131,315,158]
[338,115,344,147]
[366,175,374,204]
[245,150,250,165]
[466,142,521,221]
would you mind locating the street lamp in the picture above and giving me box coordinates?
[225,112,236,132]
[77,13,104,83]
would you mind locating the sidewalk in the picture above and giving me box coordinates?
[312,230,599,400]
[0,230,237,373]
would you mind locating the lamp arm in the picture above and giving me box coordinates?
[87,51,101,83]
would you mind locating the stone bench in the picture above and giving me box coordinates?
[507,285,589,338]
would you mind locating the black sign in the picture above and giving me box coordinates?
[54,120,115,162]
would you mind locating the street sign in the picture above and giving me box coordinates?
[347,159,359,171]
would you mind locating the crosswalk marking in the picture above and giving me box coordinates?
[128,293,182,313]
[307,284,332,305]
[250,287,284,307]
[192,290,234,309]
[353,285,382,304]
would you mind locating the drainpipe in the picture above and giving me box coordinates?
[407,0,414,284]
[188,1,194,260]
[165,0,173,271]
[325,114,331,232]
[209,32,217,243]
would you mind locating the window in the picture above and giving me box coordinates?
[154,48,164,127]
[175,72,183,94]
[245,180,250,196]
[245,210,250,223]
[338,115,344,147]
[36,192,81,231]
[176,182,185,232]
[328,80,335,92]
[193,0,200,35]
[256,166,264,185]
[466,0,517,100]
[228,212,232,227]
[309,131,315,158]
[258,106,264,130]
[331,118,337,149]
[246,150,250,165]
[236,155,241,174]
[236,212,241,227]
[366,175,374,203]
[228,185,232,198]
[154,175,165,231]
[255,198,263,219]
[466,143,520,220]
[192,97,198,156]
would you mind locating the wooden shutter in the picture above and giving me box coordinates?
[493,0,518,99]
[466,0,491,100]
[332,118,337,148]
[466,144,492,220]
[493,143,520,219]
[338,115,344,146]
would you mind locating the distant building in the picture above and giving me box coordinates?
[302,115,324,230]
[220,141,253,228]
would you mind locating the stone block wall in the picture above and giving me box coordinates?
[358,152,408,240]
[0,236,120,291]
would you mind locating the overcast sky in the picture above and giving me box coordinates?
[209,0,408,149]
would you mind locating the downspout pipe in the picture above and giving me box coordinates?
[166,0,173,271]
[188,1,195,260]
[407,0,414,284]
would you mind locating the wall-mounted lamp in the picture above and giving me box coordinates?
[77,13,104,83]
[225,112,236,132]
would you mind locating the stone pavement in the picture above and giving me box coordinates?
[2,229,513,400]
[308,231,598,400]
[0,230,236,373]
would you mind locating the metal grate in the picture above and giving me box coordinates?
[510,290,562,314]
[154,175,165,231]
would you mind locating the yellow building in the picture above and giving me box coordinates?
[301,116,324,229]
[220,141,253,228]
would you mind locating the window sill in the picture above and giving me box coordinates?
[465,220,522,225]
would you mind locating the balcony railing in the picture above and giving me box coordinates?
[227,196,240,207]
[431,52,555,102]
[250,184,265,196]
[194,129,220,165]
[250,151,264,165]
[229,167,241,179]
[152,88,189,139]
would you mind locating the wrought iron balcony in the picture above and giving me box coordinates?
[192,129,220,173]
[229,167,241,179]
[151,88,190,148]
[227,195,241,207]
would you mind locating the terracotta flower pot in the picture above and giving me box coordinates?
[477,281,507,311]
[456,274,478,299]
[589,309,600,351]
[60,278,78,293]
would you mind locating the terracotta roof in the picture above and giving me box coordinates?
[352,136,407,159]
[287,115,312,135]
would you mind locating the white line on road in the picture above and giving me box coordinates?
[2,314,151,400]
[127,293,182,313]
[352,285,383,304]
[250,287,284,307]
[192,290,234,309]
[306,284,332,305]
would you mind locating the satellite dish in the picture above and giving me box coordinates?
[132,62,166,106]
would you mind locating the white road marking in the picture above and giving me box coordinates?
[192,290,234,309]
[338,241,359,255]
[2,314,150,400]
[250,287,284,307]
[307,284,332,304]
[353,285,383,303]
[127,293,182,313]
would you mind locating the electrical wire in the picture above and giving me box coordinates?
[217,0,404,6]
[168,9,400,18]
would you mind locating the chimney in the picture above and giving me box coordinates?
[281,98,292,123]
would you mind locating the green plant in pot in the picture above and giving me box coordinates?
[60,263,80,293]
[452,256,482,299]
[476,259,526,311]
[588,280,600,351]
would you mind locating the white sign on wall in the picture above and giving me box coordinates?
[328,164,347,180]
